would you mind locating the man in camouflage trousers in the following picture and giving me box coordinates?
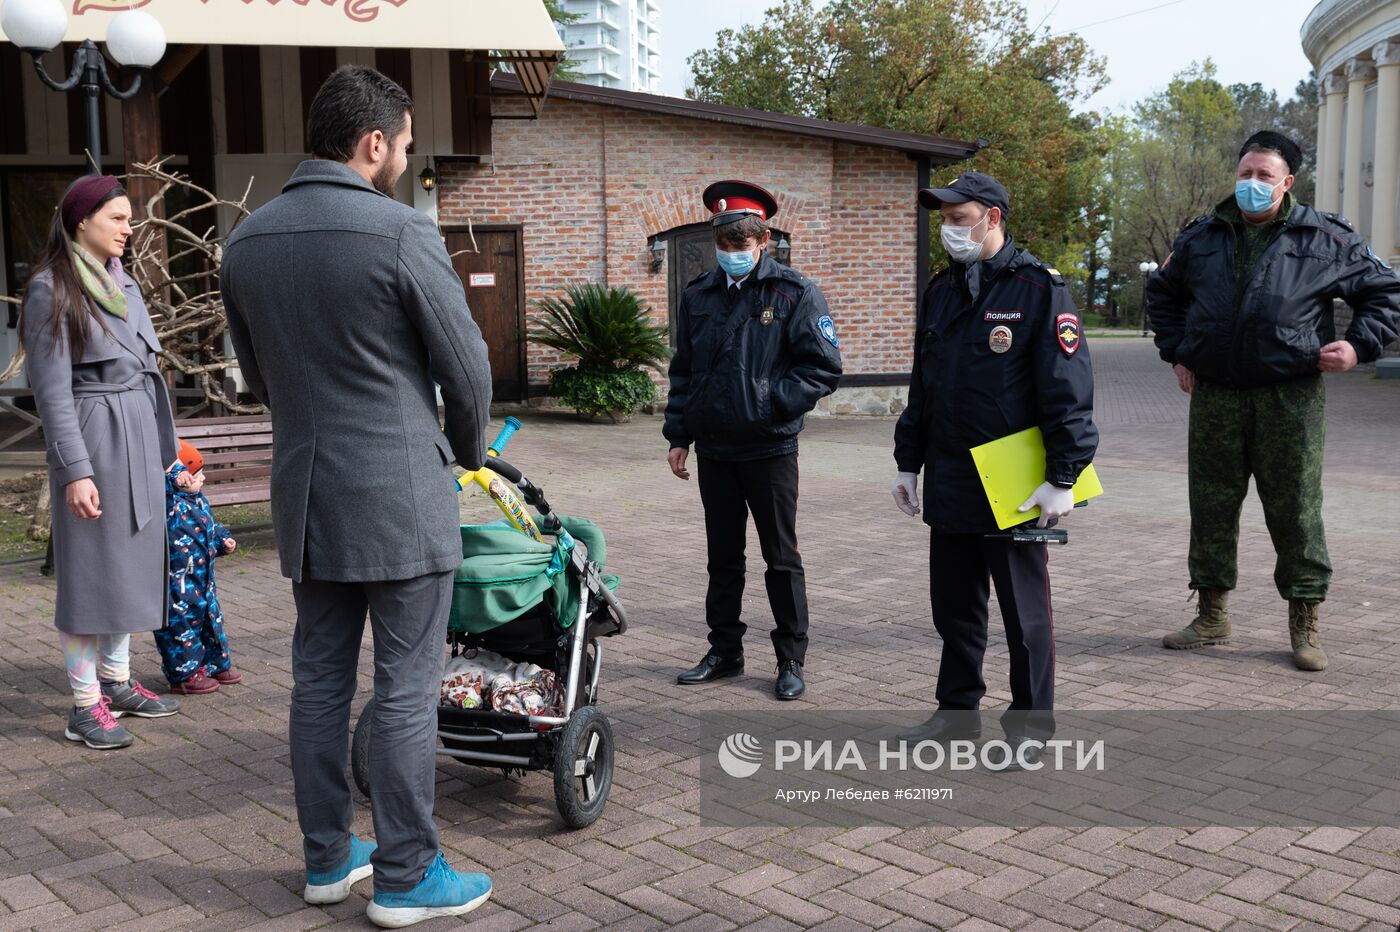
[1147,131,1400,671]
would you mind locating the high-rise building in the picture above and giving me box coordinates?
[557,0,661,94]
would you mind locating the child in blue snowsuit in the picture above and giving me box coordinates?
[155,440,240,694]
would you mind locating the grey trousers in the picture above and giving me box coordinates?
[290,570,453,892]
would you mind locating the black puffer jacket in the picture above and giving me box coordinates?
[663,254,842,461]
[1147,199,1400,386]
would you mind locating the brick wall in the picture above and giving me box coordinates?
[438,98,922,391]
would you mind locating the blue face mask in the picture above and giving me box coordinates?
[716,247,756,278]
[1235,177,1282,214]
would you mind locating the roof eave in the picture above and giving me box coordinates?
[492,73,979,163]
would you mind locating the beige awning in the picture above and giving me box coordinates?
[2,0,564,113]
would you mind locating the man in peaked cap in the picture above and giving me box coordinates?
[892,170,1097,766]
[663,180,843,700]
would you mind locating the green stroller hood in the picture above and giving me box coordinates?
[450,514,612,635]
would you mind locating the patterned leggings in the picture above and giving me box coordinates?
[58,632,130,707]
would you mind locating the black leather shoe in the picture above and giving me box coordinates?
[775,660,805,700]
[677,654,743,685]
[896,712,981,743]
[994,736,1044,772]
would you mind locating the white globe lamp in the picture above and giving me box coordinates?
[105,9,166,68]
[0,0,68,53]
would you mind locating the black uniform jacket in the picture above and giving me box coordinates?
[893,239,1098,533]
[663,254,843,461]
[1147,200,1400,387]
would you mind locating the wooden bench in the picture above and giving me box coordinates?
[35,411,272,575]
[175,414,273,507]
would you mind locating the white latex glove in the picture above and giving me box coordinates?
[891,472,920,517]
[1018,481,1074,528]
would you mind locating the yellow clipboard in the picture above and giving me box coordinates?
[969,427,1103,530]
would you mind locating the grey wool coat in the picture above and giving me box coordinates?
[23,268,179,635]
[221,160,492,583]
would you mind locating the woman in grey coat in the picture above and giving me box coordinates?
[22,175,182,749]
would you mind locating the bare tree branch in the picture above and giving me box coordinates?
[125,159,265,415]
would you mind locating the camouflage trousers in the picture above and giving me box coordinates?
[1188,375,1332,601]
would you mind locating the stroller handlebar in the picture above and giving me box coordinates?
[486,456,557,523]
[485,455,523,485]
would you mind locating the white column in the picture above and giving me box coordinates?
[1314,92,1328,208]
[1371,40,1400,262]
[1320,73,1348,213]
[1343,58,1376,225]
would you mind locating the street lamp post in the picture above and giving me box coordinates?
[1137,260,1159,337]
[1,0,166,173]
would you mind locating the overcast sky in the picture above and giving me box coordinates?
[657,0,1321,113]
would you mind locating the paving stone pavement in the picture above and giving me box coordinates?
[1,338,1398,931]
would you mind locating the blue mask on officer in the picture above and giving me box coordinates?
[1235,177,1283,214]
[716,247,757,278]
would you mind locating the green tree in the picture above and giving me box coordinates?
[1278,72,1319,204]
[1098,58,1231,317]
[686,0,1108,267]
[543,0,583,81]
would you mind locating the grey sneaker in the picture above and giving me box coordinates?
[101,678,181,718]
[65,698,134,749]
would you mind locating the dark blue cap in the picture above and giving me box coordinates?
[919,171,1009,216]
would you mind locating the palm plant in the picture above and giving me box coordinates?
[528,284,672,420]
[528,284,671,372]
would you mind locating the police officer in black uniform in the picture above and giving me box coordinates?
[891,172,1097,755]
[665,180,843,700]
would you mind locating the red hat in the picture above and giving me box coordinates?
[703,180,779,226]
[178,439,203,474]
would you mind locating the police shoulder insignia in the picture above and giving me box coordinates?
[817,315,839,348]
[1044,267,1066,286]
[1324,211,1356,232]
[1366,246,1393,271]
[1056,313,1080,356]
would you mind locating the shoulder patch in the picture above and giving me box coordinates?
[1056,312,1080,356]
[1366,245,1393,271]
[817,314,839,348]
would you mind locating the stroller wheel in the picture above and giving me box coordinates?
[553,705,613,829]
[351,697,374,798]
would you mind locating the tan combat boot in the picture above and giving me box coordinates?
[1163,589,1231,649]
[1288,600,1328,671]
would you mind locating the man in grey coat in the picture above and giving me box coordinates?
[221,66,493,926]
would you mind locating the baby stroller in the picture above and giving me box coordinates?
[351,418,627,828]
